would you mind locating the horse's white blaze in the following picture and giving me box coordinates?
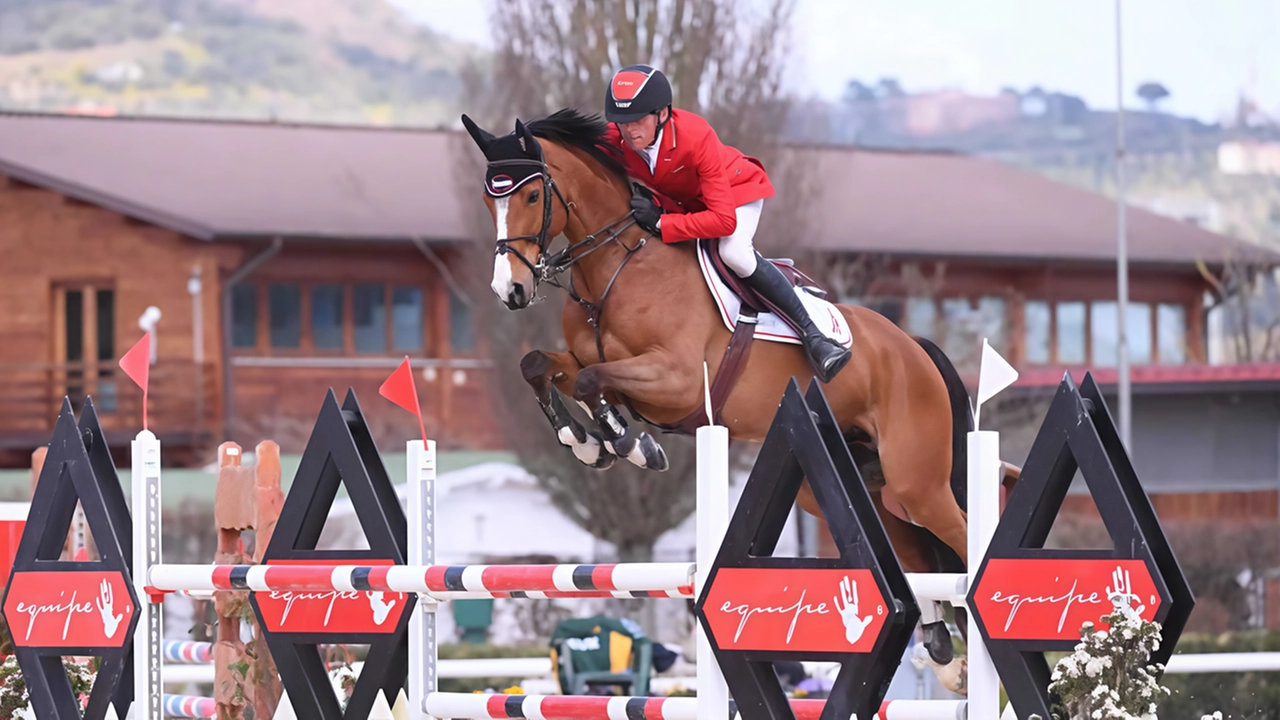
[490,197,513,300]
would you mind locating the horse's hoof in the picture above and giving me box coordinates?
[570,431,616,469]
[922,621,954,665]
[638,433,668,471]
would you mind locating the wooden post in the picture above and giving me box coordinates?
[210,440,284,720]
[251,440,284,719]
[213,442,250,720]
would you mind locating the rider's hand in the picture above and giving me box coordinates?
[630,193,663,237]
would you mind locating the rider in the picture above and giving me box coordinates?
[602,64,852,383]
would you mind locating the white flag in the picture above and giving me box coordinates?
[975,339,1018,428]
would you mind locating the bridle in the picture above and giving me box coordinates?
[487,151,651,363]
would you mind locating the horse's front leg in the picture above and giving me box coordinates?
[520,350,617,469]
[573,352,695,472]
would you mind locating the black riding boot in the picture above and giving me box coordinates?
[741,254,852,383]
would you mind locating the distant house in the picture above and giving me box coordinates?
[1,111,1277,526]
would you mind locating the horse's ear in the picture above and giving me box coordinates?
[461,114,495,153]
[514,118,541,160]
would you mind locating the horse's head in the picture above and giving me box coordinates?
[462,114,572,310]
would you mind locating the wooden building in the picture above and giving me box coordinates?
[0,112,491,466]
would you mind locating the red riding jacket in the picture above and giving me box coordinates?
[604,108,775,244]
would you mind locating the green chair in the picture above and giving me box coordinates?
[452,598,494,644]
[550,615,652,696]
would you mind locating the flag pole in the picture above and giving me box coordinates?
[1115,0,1132,448]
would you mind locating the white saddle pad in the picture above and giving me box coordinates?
[695,239,853,348]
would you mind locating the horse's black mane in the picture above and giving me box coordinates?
[526,108,628,181]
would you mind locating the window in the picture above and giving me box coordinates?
[905,297,936,339]
[1025,300,1050,364]
[311,285,344,350]
[354,284,386,352]
[450,289,476,353]
[232,285,257,348]
[392,287,424,352]
[1157,304,1186,364]
[941,299,972,360]
[975,296,1007,355]
[96,290,115,362]
[1127,302,1152,365]
[1056,302,1085,364]
[269,284,301,349]
[1090,301,1117,367]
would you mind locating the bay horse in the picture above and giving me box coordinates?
[461,109,1003,673]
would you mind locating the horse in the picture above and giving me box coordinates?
[460,108,1014,676]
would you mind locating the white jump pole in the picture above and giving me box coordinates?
[967,429,1001,720]
[696,362,730,720]
[409,437,438,719]
[132,428,163,720]
[969,338,1017,720]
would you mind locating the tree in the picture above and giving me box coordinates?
[1135,81,1170,113]
[1198,252,1280,362]
[451,0,803,570]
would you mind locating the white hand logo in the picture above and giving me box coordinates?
[834,576,874,644]
[369,592,396,625]
[96,580,124,638]
[1106,566,1145,620]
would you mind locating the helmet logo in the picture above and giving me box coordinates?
[610,69,652,101]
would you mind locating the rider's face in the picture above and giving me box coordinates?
[617,109,667,152]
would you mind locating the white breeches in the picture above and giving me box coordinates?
[718,199,764,278]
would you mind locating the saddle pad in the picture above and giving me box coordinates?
[696,238,853,348]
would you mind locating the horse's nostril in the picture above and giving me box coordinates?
[512,284,527,305]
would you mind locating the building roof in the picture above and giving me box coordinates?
[0,111,1266,266]
[781,144,1265,266]
[0,112,473,242]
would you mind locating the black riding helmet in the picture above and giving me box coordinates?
[605,64,673,124]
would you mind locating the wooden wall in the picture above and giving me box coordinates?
[0,175,234,464]
[223,242,504,454]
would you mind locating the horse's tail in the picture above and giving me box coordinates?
[912,336,971,579]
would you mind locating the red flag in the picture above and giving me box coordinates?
[119,333,151,431]
[379,356,426,444]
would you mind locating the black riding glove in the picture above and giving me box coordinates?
[630,192,664,237]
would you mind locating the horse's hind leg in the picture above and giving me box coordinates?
[520,350,617,469]
[878,431,969,567]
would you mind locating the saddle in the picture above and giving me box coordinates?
[647,238,843,434]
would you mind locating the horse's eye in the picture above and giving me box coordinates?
[528,189,540,204]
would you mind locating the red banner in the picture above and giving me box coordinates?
[3,571,135,648]
[254,560,408,634]
[701,568,887,653]
[972,558,1161,641]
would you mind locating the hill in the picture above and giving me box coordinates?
[0,0,479,126]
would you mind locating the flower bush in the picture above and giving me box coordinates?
[0,654,96,718]
[1049,582,1170,720]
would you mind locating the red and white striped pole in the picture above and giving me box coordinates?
[422,693,965,720]
[147,562,697,597]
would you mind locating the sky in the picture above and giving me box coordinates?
[392,0,1279,124]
